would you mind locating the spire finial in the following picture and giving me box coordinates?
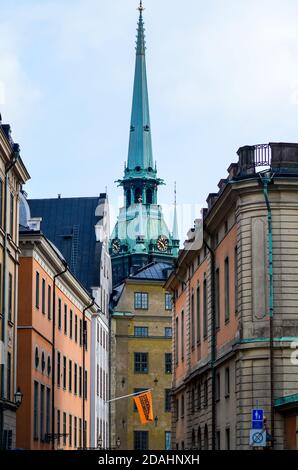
[138,1,145,13]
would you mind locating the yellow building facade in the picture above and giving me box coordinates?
[110,262,173,450]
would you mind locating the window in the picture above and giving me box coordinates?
[10,193,14,237]
[7,352,11,401]
[75,315,78,342]
[57,352,61,387]
[8,273,12,321]
[191,387,195,413]
[197,382,201,410]
[181,394,185,418]
[79,418,82,448]
[203,278,208,338]
[165,432,171,450]
[204,380,208,407]
[58,299,62,329]
[165,293,172,310]
[79,320,82,346]
[134,353,148,373]
[84,370,87,400]
[134,431,148,450]
[224,257,230,322]
[175,317,179,364]
[35,347,39,369]
[196,285,201,344]
[165,327,172,338]
[97,365,99,396]
[33,381,39,440]
[57,410,61,446]
[165,389,171,412]
[47,356,51,376]
[225,367,230,398]
[46,387,51,437]
[84,320,88,351]
[79,367,82,397]
[175,398,179,421]
[74,363,78,395]
[191,293,195,348]
[198,427,202,450]
[48,285,51,319]
[74,417,77,449]
[234,246,238,314]
[41,352,46,373]
[134,327,148,337]
[42,279,46,314]
[63,413,67,446]
[215,268,220,329]
[134,292,148,310]
[215,373,220,402]
[40,384,45,441]
[69,360,72,392]
[226,428,230,450]
[204,425,209,450]
[64,304,67,335]
[63,356,67,389]
[181,311,184,361]
[70,310,73,339]
[165,353,172,374]
[69,414,72,447]
[35,272,40,309]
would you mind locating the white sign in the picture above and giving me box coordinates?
[249,430,267,447]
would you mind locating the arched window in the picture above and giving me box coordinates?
[204,424,209,450]
[198,427,201,450]
[146,188,153,204]
[134,187,142,203]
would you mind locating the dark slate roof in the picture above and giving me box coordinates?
[28,197,104,292]
[129,262,174,281]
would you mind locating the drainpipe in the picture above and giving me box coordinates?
[0,144,19,447]
[83,297,95,449]
[51,261,68,450]
[203,236,216,451]
[259,172,275,449]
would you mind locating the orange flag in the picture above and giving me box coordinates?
[133,391,153,424]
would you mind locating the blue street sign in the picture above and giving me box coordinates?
[251,409,264,430]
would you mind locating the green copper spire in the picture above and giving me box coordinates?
[126,2,153,173]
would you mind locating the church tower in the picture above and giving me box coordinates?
[110,2,179,286]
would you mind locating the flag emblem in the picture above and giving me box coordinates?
[133,391,153,424]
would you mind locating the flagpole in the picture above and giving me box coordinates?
[106,389,153,403]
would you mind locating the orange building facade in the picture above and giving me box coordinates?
[167,143,298,450]
[16,230,97,450]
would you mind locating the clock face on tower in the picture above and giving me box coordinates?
[157,235,169,253]
[112,238,121,254]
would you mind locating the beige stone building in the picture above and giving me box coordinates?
[110,262,173,450]
[0,119,30,449]
[166,143,298,450]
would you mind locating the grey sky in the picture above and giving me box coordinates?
[1,0,298,239]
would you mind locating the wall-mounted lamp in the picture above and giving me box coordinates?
[116,436,121,448]
[154,416,159,427]
[122,418,126,429]
[15,388,23,408]
[121,377,125,387]
[154,377,158,385]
